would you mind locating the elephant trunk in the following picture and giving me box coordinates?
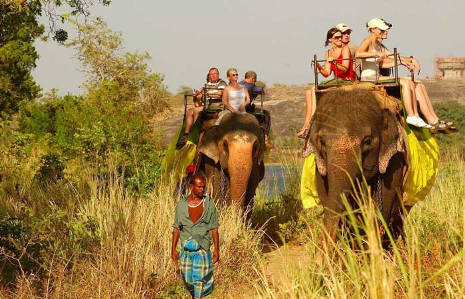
[323,151,361,242]
[227,140,254,208]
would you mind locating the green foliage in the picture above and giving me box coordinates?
[0,216,46,284]
[177,85,193,95]
[252,166,303,241]
[0,12,174,292]
[0,1,43,117]
[18,93,164,195]
[255,80,267,88]
[68,19,170,116]
[31,0,111,43]
[433,101,465,153]
[35,153,65,183]
[156,282,187,299]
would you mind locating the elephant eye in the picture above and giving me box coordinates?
[362,136,373,150]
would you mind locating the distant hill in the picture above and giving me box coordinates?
[160,80,465,147]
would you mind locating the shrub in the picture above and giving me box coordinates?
[434,101,465,154]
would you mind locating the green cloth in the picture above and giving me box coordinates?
[320,78,354,85]
[173,195,219,251]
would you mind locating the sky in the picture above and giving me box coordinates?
[33,0,465,95]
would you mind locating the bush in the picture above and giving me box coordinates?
[433,101,465,153]
[0,216,46,284]
[18,93,164,195]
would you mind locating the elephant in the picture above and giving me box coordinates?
[303,89,408,247]
[196,112,266,218]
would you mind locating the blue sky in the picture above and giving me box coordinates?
[33,0,465,94]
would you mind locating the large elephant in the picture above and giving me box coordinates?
[303,89,408,246]
[196,113,266,217]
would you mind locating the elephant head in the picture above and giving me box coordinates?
[197,113,266,210]
[302,89,406,242]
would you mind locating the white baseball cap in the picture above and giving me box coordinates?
[366,18,392,30]
[335,23,351,33]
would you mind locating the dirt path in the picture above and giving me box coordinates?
[211,243,307,299]
[263,243,308,285]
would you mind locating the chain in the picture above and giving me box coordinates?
[372,172,384,228]
[220,167,227,204]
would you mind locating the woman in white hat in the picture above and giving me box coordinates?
[356,18,431,129]
[377,26,456,133]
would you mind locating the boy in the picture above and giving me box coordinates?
[172,174,220,298]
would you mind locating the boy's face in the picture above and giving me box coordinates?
[190,177,206,198]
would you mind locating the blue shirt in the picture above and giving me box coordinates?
[239,80,263,101]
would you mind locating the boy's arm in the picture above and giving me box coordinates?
[171,228,180,261]
[211,228,219,263]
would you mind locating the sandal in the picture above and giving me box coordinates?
[439,119,454,127]
[439,119,458,134]
[428,121,448,133]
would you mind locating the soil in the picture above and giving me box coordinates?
[262,243,308,284]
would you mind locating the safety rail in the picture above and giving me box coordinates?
[183,84,267,117]
[312,48,416,90]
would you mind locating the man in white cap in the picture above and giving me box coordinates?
[335,23,357,57]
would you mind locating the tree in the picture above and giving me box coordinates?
[68,19,170,114]
[0,1,43,117]
[1,0,111,43]
[0,0,111,117]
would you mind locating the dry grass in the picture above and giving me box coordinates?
[251,151,465,299]
[2,142,465,298]
[0,169,264,298]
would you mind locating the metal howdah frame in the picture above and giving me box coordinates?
[183,84,266,117]
[312,48,415,90]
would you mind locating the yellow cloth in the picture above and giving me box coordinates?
[300,154,319,209]
[403,130,439,206]
[162,126,197,180]
[300,131,439,209]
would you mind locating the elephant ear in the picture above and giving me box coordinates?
[302,121,327,176]
[198,126,220,164]
[379,110,405,174]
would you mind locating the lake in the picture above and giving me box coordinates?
[263,165,290,199]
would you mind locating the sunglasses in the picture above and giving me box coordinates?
[342,31,352,35]
[332,35,343,40]
[231,74,239,77]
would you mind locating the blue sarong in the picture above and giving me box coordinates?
[180,237,214,298]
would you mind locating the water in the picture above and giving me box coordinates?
[263,165,288,199]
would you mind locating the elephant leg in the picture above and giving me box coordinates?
[202,159,226,205]
[315,175,337,249]
[380,152,406,247]
[322,206,344,251]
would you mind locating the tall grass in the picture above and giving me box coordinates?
[2,140,465,298]
[252,150,465,299]
[0,168,264,298]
